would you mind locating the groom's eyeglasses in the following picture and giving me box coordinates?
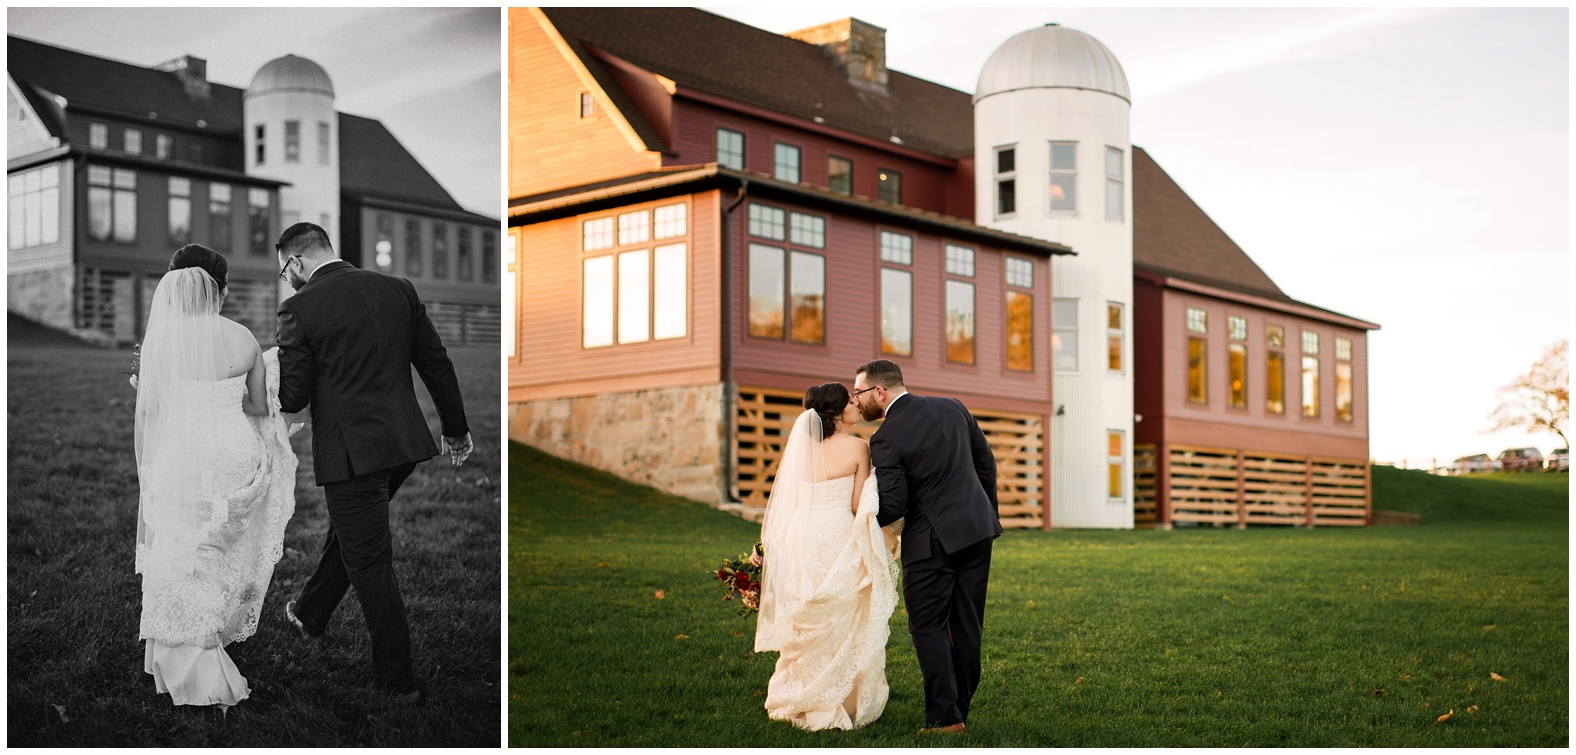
[852,386,880,398]
[277,255,299,281]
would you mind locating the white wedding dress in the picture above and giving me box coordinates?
[755,411,901,731]
[134,268,297,709]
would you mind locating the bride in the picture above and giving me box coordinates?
[754,383,901,731]
[133,244,298,709]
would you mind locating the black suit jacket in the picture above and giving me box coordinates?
[277,260,468,485]
[872,393,1001,562]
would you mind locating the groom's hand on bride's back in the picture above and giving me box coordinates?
[443,432,473,467]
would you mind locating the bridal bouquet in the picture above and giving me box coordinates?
[122,341,142,390]
[713,542,763,616]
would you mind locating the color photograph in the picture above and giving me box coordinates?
[507,7,1567,747]
[7,7,501,746]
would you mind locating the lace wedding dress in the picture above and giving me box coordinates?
[134,268,297,709]
[755,411,901,731]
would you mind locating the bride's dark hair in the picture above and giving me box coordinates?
[169,244,228,288]
[802,383,850,441]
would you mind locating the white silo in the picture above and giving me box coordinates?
[243,54,339,251]
[974,24,1134,528]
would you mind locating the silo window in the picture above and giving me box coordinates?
[285,120,300,163]
[318,122,331,165]
[1050,142,1077,212]
[995,146,1016,217]
[1052,297,1077,373]
[254,124,266,165]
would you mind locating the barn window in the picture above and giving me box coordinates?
[654,203,687,239]
[156,134,173,160]
[789,212,825,248]
[168,177,191,247]
[87,165,137,243]
[1301,330,1320,418]
[583,217,614,251]
[828,155,852,194]
[432,222,449,279]
[1052,298,1076,373]
[789,251,825,345]
[1050,141,1077,212]
[774,142,801,183]
[945,244,975,277]
[995,145,1016,217]
[583,237,688,349]
[89,122,108,149]
[579,92,595,119]
[716,128,744,170]
[1335,336,1353,422]
[124,128,143,155]
[8,163,61,250]
[877,168,902,204]
[748,243,785,340]
[1188,337,1208,404]
[1005,256,1033,288]
[1007,258,1037,373]
[374,214,395,272]
[747,204,786,241]
[945,280,975,365]
[406,219,423,276]
[247,188,271,255]
[879,230,912,265]
[209,183,232,251]
[1229,315,1247,409]
[617,210,649,245]
[880,267,912,357]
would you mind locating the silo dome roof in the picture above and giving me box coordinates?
[975,24,1129,103]
[247,54,334,97]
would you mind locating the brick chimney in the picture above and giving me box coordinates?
[156,54,211,99]
[787,18,888,95]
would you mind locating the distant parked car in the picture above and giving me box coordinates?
[1453,454,1500,474]
[1497,447,1544,473]
[1547,448,1569,472]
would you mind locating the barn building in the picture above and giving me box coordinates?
[507,8,1379,529]
[7,36,500,346]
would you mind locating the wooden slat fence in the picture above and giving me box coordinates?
[735,386,1047,529]
[1135,442,1371,528]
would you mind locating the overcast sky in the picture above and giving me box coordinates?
[7,7,500,218]
[708,6,1570,466]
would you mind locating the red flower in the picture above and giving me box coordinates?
[735,575,752,592]
[716,569,728,581]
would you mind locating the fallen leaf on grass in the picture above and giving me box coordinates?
[597,562,610,568]
[1490,672,1507,682]
[1399,674,1411,680]
[51,705,68,723]
[1483,625,1496,631]
[1467,706,1479,714]
[730,629,744,637]
[675,634,690,640]
[1373,688,1386,697]
[1436,709,1453,723]
[1075,677,1084,684]
[654,590,665,599]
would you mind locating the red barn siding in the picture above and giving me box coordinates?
[510,190,722,402]
[510,8,661,199]
[1132,276,1166,445]
[665,98,969,218]
[727,196,1053,414]
[1155,288,1369,459]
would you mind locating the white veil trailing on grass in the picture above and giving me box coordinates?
[133,267,297,649]
[755,409,825,653]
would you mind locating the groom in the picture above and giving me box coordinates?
[274,222,471,702]
[854,359,1000,734]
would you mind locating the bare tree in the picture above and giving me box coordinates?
[1489,339,1569,449]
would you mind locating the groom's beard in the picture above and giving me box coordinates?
[858,400,884,423]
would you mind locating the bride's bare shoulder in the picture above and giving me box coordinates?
[219,317,262,350]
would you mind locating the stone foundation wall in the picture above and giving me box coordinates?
[509,383,727,505]
[8,266,73,331]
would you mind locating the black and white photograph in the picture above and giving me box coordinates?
[7,7,502,746]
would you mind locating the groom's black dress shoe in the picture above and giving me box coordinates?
[284,600,317,639]
[385,679,428,708]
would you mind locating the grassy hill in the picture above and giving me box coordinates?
[510,444,1568,747]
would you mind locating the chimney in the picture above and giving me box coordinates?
[156,54,211,99]
[787,18,888,96]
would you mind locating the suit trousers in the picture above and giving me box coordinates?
[295,461,420,693]
[903,532,993,727]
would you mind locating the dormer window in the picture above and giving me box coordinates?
[773,142,801,183]
[579,92,595,119]
[877,168,902,204]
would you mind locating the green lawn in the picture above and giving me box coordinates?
[7,315,500,746]
[509,443,1568,747]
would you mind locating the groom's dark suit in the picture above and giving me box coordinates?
[872,393,1000,728]
[277,259,468,693]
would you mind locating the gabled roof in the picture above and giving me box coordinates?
[538,7,974,159]
[8,34,244,134]
[1132,146,1288,302]
[338,113,473,215]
